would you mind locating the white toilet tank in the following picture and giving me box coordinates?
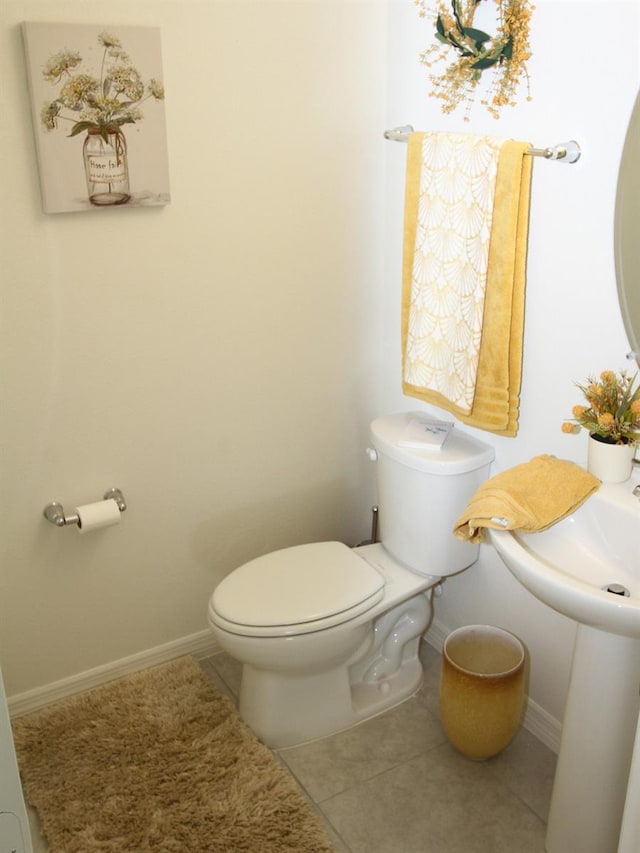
[369,412,495,577]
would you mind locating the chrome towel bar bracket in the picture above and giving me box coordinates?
[383,126,581,163]
[43,488,127,527]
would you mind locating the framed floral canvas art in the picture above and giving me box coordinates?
[23,22,171,214]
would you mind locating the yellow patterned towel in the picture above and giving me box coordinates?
[401,131,533,436]
[453,455,600,544]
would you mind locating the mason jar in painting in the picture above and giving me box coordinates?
[83,128,130,206]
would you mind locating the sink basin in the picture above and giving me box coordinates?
[489,475,640,853]
[490,479,640,638]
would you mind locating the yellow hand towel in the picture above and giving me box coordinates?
[453,455,600,544]
[402,132,533,436]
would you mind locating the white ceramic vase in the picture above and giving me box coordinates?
[587,434,635,483]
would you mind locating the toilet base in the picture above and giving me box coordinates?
[237,592,430,749]
[239,643,424,749]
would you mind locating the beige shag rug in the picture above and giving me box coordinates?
[12,657,334,852]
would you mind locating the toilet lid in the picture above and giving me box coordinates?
[211,541,384,634]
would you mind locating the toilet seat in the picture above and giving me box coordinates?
[209,541,385,638]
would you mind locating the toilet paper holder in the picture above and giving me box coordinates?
[43,488,127,527]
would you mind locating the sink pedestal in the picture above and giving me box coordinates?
[546,625,640,853]
[618,705,640,852]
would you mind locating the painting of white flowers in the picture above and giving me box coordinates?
[23,22,170,214]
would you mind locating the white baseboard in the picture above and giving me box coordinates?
[9,619,563,754]
[8,629,221,719]
[424,618,561,755]
[522,697,562,754]
[424,617,448,653]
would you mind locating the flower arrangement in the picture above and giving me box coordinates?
[562,370,640,445]
[414,0,533,120]
[40,31,164,141]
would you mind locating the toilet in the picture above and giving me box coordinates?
[208,412,494,748]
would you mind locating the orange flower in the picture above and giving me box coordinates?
[597,413,614,429]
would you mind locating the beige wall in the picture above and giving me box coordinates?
[0,0,386,695]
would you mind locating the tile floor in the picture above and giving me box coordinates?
[25,641,557,852]
[200,641,557,853]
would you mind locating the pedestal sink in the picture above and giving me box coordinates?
[490,476,640,853]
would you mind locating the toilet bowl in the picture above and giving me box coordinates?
[208,412,494,748]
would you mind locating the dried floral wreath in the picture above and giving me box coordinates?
[415,0,533,120]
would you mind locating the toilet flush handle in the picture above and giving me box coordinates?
[366,447,378,462]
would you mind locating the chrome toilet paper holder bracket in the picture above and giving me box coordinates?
[43,488,127,527]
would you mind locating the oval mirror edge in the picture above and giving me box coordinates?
[614,88,640,362]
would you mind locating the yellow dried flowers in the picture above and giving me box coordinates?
[415,0,533,120]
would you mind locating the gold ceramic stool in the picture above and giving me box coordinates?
[440,625,525,760]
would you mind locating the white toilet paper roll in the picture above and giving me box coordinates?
[75,499,121,534]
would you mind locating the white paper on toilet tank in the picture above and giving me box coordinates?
[397,416,454,451]
[75,499,121,533]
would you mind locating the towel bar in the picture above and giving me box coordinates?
[384,126,581,163]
